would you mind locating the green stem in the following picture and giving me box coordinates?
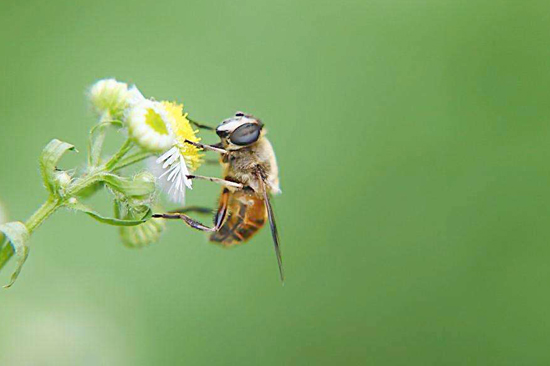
[88,113,110,167]
[25,197,61,233]
[67,172,105,197]
[113,151,154,171]
[70,139,135,196]
[104,139,133,171]
[0,139,136,274]
[0,197,61,272]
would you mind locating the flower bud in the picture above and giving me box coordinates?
[116,202,165,248]
[120,216,166,248]
[89,79,130,118]
[134,171,156,184]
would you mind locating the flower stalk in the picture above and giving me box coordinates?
[0,198,60,271]
[0,138,137,276]
[0,78,204,287]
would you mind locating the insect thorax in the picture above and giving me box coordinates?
[223,137,280,194]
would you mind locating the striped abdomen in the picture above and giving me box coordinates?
[210,189,266,247]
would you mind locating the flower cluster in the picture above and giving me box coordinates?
[0,78,210,287]
[89,79,202,204]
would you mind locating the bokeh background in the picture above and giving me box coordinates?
[1,0,550,365]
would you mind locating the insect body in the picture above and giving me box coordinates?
[153,112,284,282]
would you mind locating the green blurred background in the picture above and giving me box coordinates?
[1,0,550,365]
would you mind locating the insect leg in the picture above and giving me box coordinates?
[186,174,243,189]
[167,206,213,215]
[152,190,230,232]
[152,212,219,232]
[184,140,227,154]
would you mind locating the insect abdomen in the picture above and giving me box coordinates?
[210,191,266,247]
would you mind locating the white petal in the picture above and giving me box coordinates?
[179,156,192,189]
[127,86,146,106]
[167,165,181,182]
[157,146,178,164]
[153,145,195,204]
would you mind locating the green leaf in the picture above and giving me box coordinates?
[67,199,152,226]
[74,181,104,199]
[102,172,156,198]
[40,139,76,195]
[0,222,30,288]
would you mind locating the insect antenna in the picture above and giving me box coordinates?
[188,118,215,131]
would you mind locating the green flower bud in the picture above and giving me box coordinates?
[89,79,130,118]
[116,202,165,248]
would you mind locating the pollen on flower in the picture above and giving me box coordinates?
[152,102,204,204]
[161,101,203,171]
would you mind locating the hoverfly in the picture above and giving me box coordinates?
[152,112,284,282]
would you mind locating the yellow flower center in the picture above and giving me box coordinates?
[145,109,169,135]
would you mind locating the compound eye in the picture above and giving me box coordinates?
[216,129,229,138]
[229,123,261,146]
[235,112,245,117]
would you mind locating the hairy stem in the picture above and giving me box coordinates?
[25,197,61,233]
[0,139,137,274]
[104,139,133,171]
[113,151,154,171]
[0,197,61,272]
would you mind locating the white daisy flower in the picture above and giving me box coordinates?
[125,100,174,152]
[126,97,202,204]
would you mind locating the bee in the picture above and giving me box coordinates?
[153,112,284,282]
